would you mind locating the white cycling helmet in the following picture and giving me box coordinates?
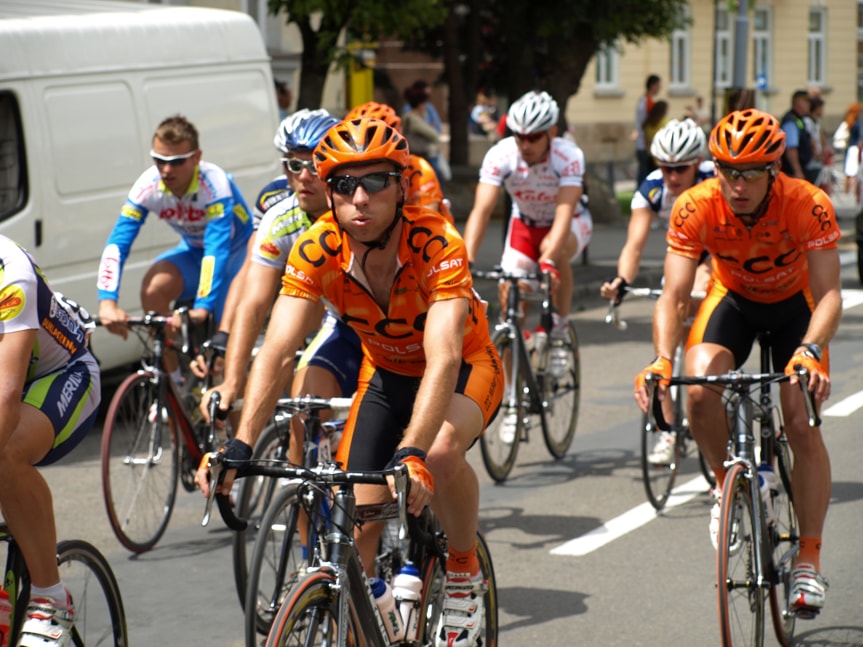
[507,91,559,135]
[650,118,706,165]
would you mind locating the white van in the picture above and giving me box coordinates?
[0,0,280,371]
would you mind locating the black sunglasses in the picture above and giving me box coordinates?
[716,162,773,183]
[660,163,695,173]
[329,172,402,196]
[282,158,317,176]
[150,149,197,167]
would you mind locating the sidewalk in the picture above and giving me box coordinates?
[469,198,859,313]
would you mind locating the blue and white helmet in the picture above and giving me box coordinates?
[274,109,340,154]
[507,91,559,135]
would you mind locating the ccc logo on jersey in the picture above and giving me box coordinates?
[0,285,25,320]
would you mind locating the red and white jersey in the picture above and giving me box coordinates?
[477,136,585,227]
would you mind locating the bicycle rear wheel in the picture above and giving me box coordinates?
[101,372,179,553]
[480,329,522,483]
[233,418,291,608]
[640,413,683,511]
[539,321,580,459]
[417,529,498,647]
[768,435,798,646]
[58,539,128,647]
[717,463,766,647]
[264,571,356,647]
[245,483,304,644]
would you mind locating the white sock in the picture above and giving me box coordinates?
[30,582,67,607]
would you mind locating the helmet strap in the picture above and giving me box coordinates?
[358,204,404,272]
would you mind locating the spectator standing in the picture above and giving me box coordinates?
[838,103,863,199]
[780,89,813,180]
[804,96,833,193]
[643,100,670,170]
[684,95,711,134]
[633,74,662,185]
[275,79,293,121]
[402,81,447,183]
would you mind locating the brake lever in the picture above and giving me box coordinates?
[201,453,223,527]
[394,464,409,541]
[605,300,628,331]
[795,367,822,428]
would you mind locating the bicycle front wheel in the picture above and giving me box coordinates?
[768,435,798,646]
[57,539,128,647]
[233,418,291,608]
[640,413,683,511]
[540,321,580,459]
[264,571,356,647]
[480,329,522,483]
[101,372,179,553]
[245,483,304,644]
[717,463,766,647]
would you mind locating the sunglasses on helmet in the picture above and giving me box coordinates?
[150,149,197,167]
[328,172,402,196]
[282,158,318,176]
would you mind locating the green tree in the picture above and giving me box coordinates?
[267,0,447,110]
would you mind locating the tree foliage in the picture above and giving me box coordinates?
[268,0,447,109]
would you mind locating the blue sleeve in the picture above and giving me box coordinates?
[96,202,147,302]
[195,199,236,312]
[782,122,800,148]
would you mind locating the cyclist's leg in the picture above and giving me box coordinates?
[0,358,99,601]
[541,210,593,318]
[143,245,195,376]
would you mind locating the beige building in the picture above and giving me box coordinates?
[129,0,859,168]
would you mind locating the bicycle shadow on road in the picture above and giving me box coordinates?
[494,584,589,631]
[793,625,863,646]
[480,505,602,553]
[828,479,863,506]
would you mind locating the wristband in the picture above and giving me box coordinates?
[209,330,229,353]
[385,446,427,470]
[539,259,560,280]
[614,276,629,305]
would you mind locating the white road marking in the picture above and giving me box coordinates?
[841,288,863,310]
[823,391,863,417]
[550,475,711,556]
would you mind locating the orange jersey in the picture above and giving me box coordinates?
[405,154,454,224]
[667,174,839,303]
[281,205,490,376]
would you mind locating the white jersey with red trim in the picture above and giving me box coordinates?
[477,136,585,227]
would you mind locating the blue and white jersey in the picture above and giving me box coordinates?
[249,191,312,271]
[253,175,292,230]
[97,161,253,312]
[630,160,715,221]
[0,235,94,377]
[478,136,585,227]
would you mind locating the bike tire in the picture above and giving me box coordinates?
[244,483,303,645]
[768,435,798,646]
[540,321,580,459]
[57,539,129,647]
[480,329,522,483]
[232,418,291,608]
[640,413,683,511]
[717,463,766,647]
[264,571,357,647]
[417,529,498,647]
[101,371,179,553]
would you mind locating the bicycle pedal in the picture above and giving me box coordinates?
[792,605,821,620]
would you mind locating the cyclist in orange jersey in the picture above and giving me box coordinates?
[199,118,502,647]
[634,109,841,616]
[345,101,455,224]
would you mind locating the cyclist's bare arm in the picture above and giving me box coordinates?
[540,185,582,265]
[600,206,654,301]
[398,297,467,514]
[200,260,283,420]
[462,182,501,263]
[0,329,33,446]
[97,299,129,339]
[635,252,697,412]
[793,247,842,398]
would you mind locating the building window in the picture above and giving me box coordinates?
[669,11,690,89]
[752,8,772,89]
[808,7,827,86]
[595,43,620,90]
[715,5,731,89]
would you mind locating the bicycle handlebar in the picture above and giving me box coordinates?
[94,307,195,355]
[605,287,705,331]
[645,367,821,429]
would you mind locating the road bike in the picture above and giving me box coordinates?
[234,395,352,644]
[98,308,223,553]
[645,334,819,646]
[203,454,498,647]
[473,267,580,483]
[0,522,128,646]
[606,288,714,510]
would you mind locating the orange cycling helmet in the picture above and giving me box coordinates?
[314,117,410,181]
[708,109,786,165]
[344,102,402,132]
